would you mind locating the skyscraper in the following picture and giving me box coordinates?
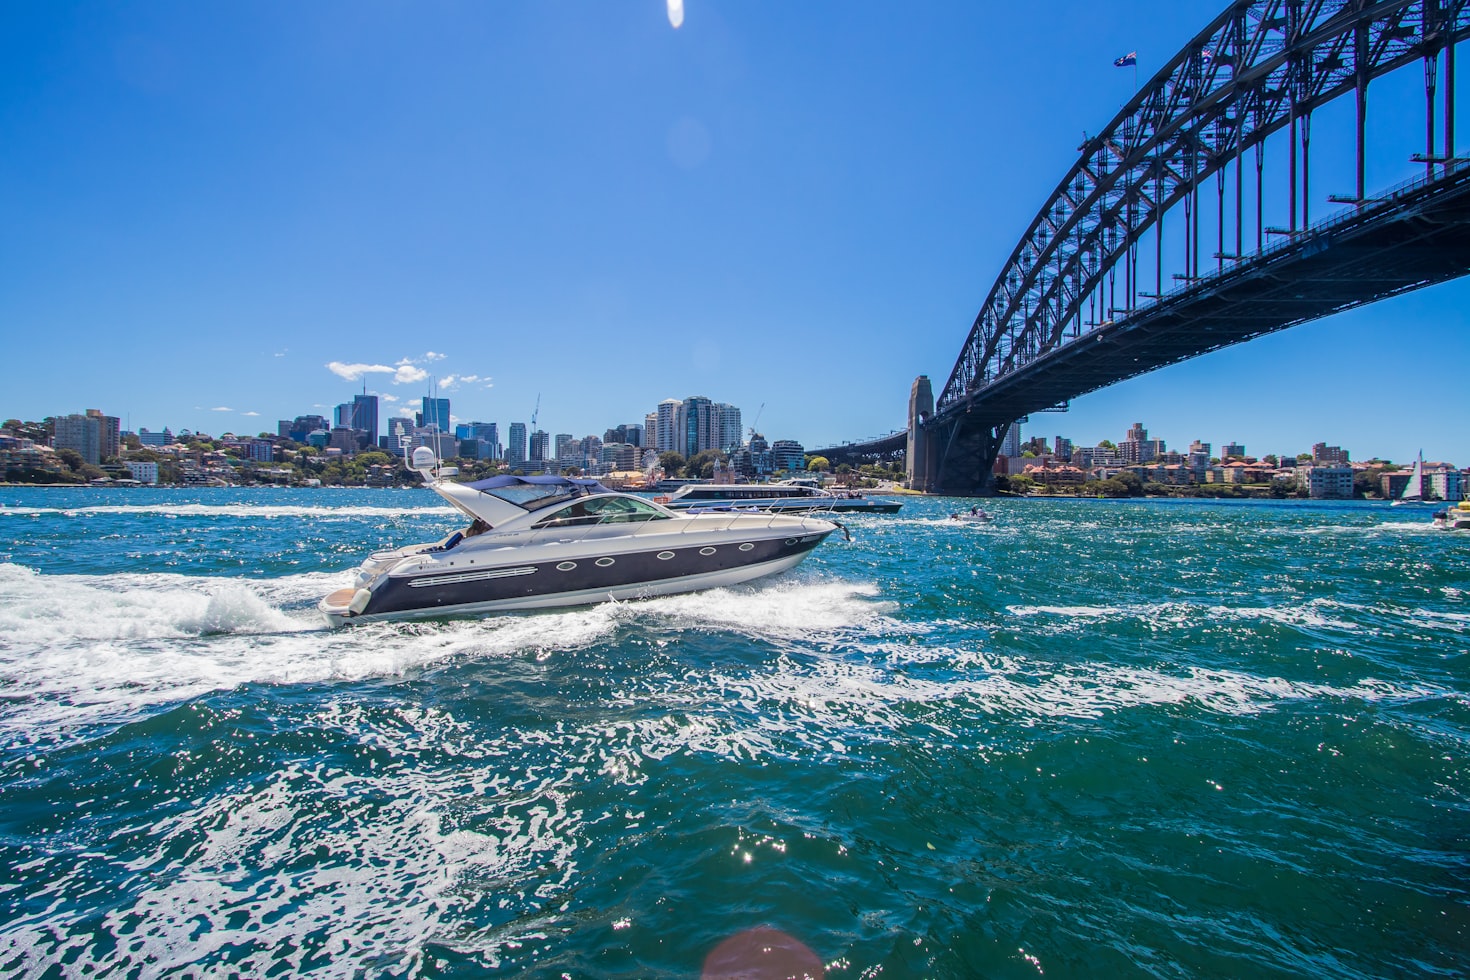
[714,403,742,453]
[682,395,715,457]
[655,399,680,454]
[421,397,450,433]
[351,394,378,445]
[507,423,528,465]
[530,430,549,465]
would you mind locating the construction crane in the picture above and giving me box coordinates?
[747,403,764,440]
[530,393,541,431]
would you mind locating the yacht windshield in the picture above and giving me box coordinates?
[532,495,671,528]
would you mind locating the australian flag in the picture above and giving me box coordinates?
[1114,51,1137,67]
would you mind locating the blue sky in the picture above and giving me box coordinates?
[2,1,1465,465]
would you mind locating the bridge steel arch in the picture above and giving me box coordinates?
[923,0,1469,493]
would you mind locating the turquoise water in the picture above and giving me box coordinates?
[0,487,1465,978]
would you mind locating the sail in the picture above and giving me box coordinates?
[1399,454,1423,501]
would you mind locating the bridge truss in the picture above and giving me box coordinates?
[936,0,1470,422]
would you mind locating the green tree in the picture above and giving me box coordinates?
[806,456,830,473]
[686,450,728,479]
[1098,439,1117,450]
[658,451,686,476]
[356,451,392,467]
[56,448,84,472]
[1113,470,1144,496]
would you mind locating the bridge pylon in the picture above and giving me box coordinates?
[905,376,934,492]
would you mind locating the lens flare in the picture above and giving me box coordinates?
[666,0,684,29]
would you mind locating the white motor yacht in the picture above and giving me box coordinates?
[319,450,840,626]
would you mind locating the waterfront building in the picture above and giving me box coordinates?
[1312,442,1350,465]
[770,439,805,474]
[1189,439,1211,457]
[506,423,527,466]
[245,439,275,463]
[123,461,159,485]
[1302,465,1354,499]
[1053,437,1073,461]
[1222,441,1246,459]
[644,412,658,449]
[1428,466,1465,502]
[88,410,121,461]
[624,423,644,449]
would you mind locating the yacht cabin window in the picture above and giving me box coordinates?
[532,495,670,529]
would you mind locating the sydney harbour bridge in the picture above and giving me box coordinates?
[812,0,1470,494]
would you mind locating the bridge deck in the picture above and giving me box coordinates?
[937,164,1470,431]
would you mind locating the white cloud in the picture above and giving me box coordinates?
[397,407,416,418]
[327,361,395,382]
[424,351,447,362]
[211,406,233,412]
[438,374,459,390]
[394,364,429,384]
[460,374,480,384]
[381,394,399,403]
[242,411,260,417]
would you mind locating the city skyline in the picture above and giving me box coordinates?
[2,2,1467,463]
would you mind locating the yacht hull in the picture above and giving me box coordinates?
[321,521,833,626]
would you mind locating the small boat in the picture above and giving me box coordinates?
[659,480,902,515]
[1432,501,1470,531]
[1391,452,1436,506]
[319,450,840,626]
[949,508,993,524]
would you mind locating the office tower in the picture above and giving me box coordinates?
[624,423,643,449]
[530,430,549,463]
[507,423,527,465]
[351,394,378,445]
[421,397,450,433]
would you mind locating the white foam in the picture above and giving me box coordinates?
[1006,598,1363,633]
[0,502,455,519]
[0,704,583,975]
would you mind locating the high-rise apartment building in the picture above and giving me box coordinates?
[714,403,742,453]
[681,396,716,457]
[655,399,681,454]
[999,421,1022,459]
[1222,442,1245,459]
[506,423,528,465]
[53,413,102,465]
[530,430,550,465]
[644,412,659,449]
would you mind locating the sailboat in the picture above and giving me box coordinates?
[1391,452,1435,506]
